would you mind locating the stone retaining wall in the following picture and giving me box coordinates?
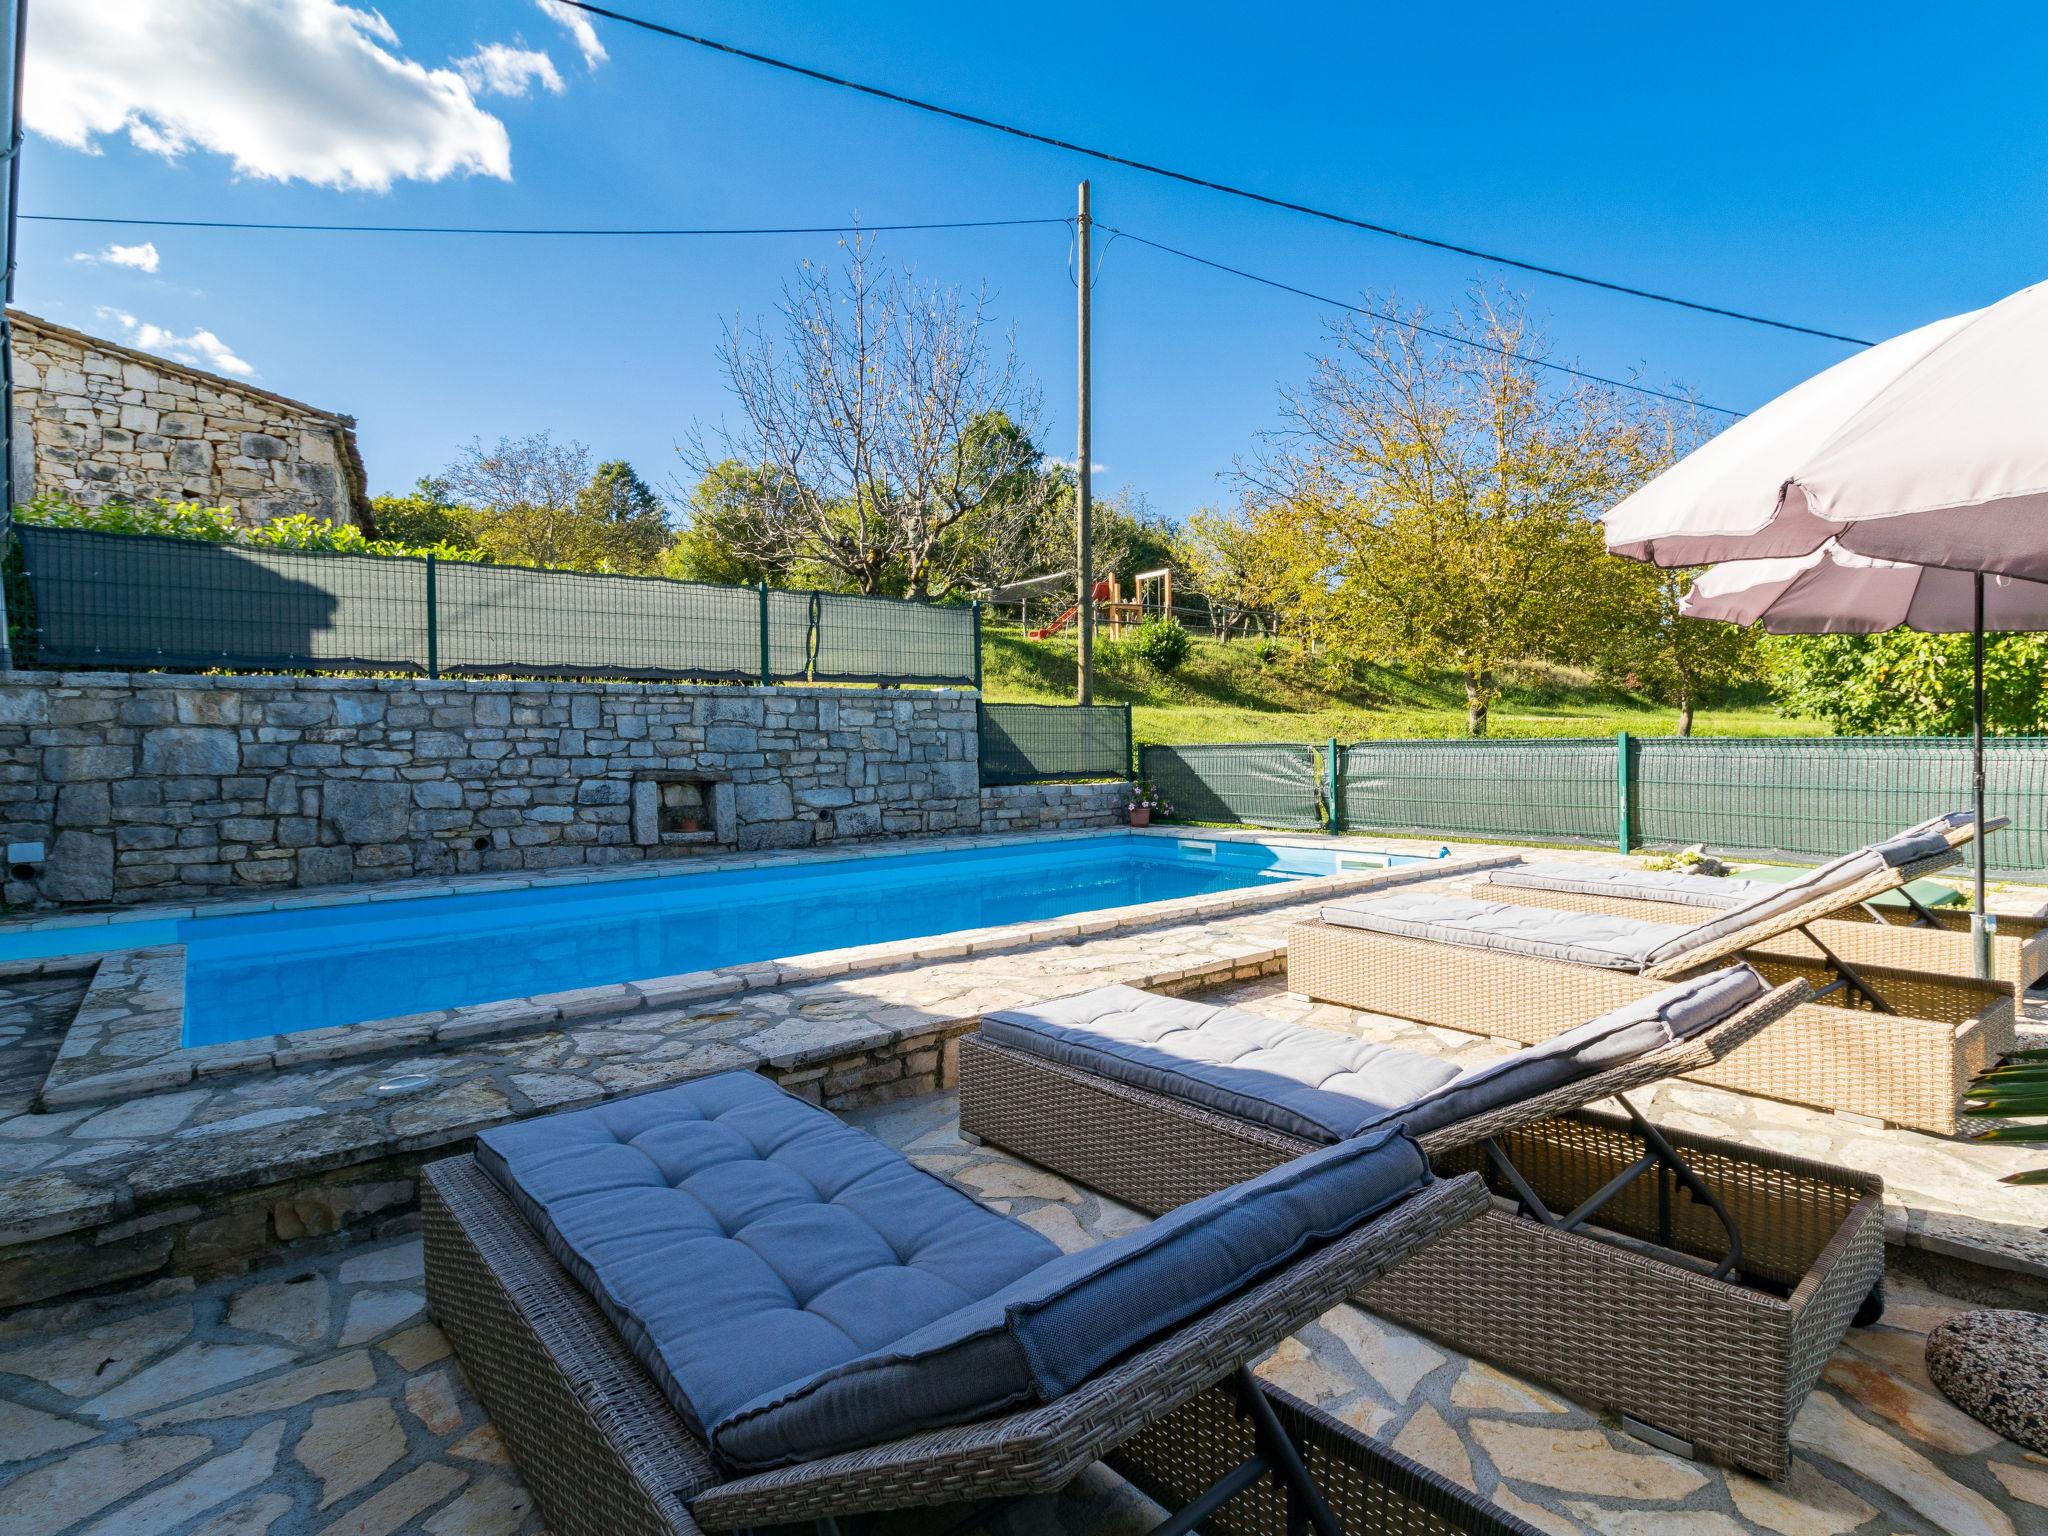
[979,780,1128,834]
[0,673,979,907]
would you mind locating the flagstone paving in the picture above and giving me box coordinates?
[0,1083,2035,1535]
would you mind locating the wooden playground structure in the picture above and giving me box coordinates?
[1022,568,1174,640]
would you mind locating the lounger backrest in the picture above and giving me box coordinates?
[1385,964,1766,1140]
[1642,825,1960,968]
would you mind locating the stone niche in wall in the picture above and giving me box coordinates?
[631,775,736,850]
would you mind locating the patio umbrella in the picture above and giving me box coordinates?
[1605,277,2048,975]
[1670,543,2043,972]
[1606,277,2048,580]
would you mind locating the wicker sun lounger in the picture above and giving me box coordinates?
[1463,813,2048,996]
[959,974,1885,1479]
[424,1074,1496,1536]
[1289,825,2011,1134]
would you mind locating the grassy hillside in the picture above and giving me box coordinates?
[979,628,1824,745]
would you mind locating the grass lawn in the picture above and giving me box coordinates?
[978,627,1826,746]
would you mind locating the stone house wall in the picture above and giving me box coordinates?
[0,673,979,907]
[980,781,1128,833]
[8,310,368,526]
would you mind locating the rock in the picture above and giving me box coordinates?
[1319,1305,1445,1400]
[227,1273,331,1345]
[298,1396,407,1508]
[734,780,793,822]
[1727,1457,1878,1536]
[0,1434,210,1536]
[379,1323,450,1372]
[0,1397,95,1463]
[338,1239,423,1286]
[1820,1351,2000,1454]
[323,780,412,843]
[190,1492,293,1536]
[141,1350,375,1427]
[240,432,288,459]
[445,1425,511,1465]
[1449,1360,1566,1415]
[1391,1403,1474,1490]
[41,830,114,902]
[1562,1508,1746,1536]
[338,1288,425,1346]
[1468,1422,1708,1502]
[83,1340,297,1420]
[1252,1336,1356,1406]
[0,1301,192,1396]
[422,1474,533,1536]
[139,727,238,776]
[404,1367,465,1436]
[79,1420,284,1536]
[1791,1391,2014,1536]
[311,1460,465,1535]
[1924,1307,2048,1455]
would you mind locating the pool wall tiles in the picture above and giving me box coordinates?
[0,673,982,908]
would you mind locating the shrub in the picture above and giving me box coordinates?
[1129,617,1192,673]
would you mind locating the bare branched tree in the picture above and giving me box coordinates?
[691,238,1053,598]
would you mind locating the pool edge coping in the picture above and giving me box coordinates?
[37,842,1516,1108]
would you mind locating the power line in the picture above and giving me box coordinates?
[551,0,1874,348]
[24,212,1068,238]
[1106,224,1744,417]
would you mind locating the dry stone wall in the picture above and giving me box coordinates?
[8,310,368,526]
[0,673,979,907]
[980,781,1128,833]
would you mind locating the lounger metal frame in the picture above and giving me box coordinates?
[423,1152,1512,1536]
[958,981,1887,1479]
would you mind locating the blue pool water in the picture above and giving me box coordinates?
[0,834,1437,1047]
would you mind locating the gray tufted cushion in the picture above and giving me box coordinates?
[984,969,1762,1146]
[479,1068,1432,1474]
[715,1124,1428,1469]
[1487,862,1761,910]
[475,1071,1059,1443]
[1639,824,1955,967]
[982,984,1461,1140]
[1320,894,1682,970]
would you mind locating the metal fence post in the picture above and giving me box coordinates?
[1616,730,1632,853]
[1124,702,1135,780]
[757,582,771,686]
[971,600,983,692]
[424,553,439,681]
[1325,739,1341,834]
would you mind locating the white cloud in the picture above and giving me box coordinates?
[29,0,514,191]
[71,241,162,273]
[456,43,565,99]
[535,0,608,69]
[96,307,256,379]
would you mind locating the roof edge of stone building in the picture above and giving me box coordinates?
[7,309,357,429]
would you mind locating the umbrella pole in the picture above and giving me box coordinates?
[1972,573,1991,978]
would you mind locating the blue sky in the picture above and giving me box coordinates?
[20,2,2048,522]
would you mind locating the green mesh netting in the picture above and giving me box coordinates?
[1143,743,1323,829]
[1633,736,2048,876]
[980,702,1131,785]
[1338,739,1614,844]
[18,526,978,686]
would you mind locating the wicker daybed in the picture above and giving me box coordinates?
[959,972,1885,1479]
[424,1068,1506,1536]
[1461,813,2048,997]
[1288,825,2011,1134]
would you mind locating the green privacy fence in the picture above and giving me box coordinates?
[1140,743,1325,830]
[16,525,982,687]
[1141,732,2048,878]
[978,702,1133,785]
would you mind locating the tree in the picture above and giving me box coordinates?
[661,460,808,586]
[693,238,1052,598]
[1176,500,1337,641]
[368,476,479,552]
[575,460,670,572]
[443,434,667,572]
[1770,631,2048,735]
[1252,289,1645,734]
[1592,563,1764,734]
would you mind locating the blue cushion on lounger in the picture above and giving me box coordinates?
[474,1071,1060,1443]
[712,1124,1429,1470]
[982,983,1462,1140]
[1383,964,1765,1138]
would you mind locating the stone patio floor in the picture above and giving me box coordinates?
[1,1074,2040,1536]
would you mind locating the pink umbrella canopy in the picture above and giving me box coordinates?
[1606,279,2048,578]
[1682,543,2048,634]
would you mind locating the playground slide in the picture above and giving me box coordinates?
[1028,603,1081,639]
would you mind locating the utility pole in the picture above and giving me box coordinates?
[1074,179,1093,705]
[0,0,24,673]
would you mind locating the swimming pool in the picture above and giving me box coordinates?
[0,834,1438,1047]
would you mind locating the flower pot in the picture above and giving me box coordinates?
[677,817,702,833]
[1128,808,1152,828]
